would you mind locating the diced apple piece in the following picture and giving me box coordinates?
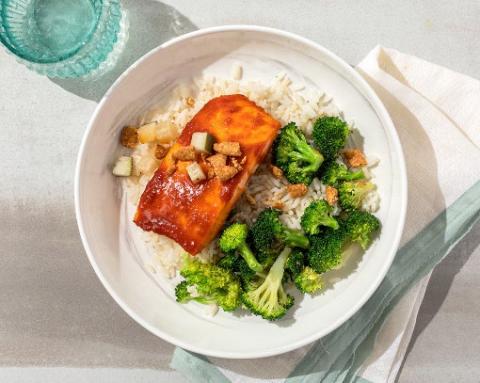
[112,156,132,176]
[138,121,178,144]
[155,121,179,144]
[131,145,160,176]
[138,122,157,143]
[186,162,206,183]
[191,132,214,153]
[134,155,158,176]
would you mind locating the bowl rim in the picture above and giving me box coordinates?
[75,24,407,359]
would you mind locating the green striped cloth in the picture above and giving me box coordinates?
[171,47,480,383]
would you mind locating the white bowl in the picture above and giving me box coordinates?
[75,25,407,358]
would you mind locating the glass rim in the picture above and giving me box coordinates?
[0,0,105,64]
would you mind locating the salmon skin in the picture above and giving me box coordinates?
[134,94,281,254]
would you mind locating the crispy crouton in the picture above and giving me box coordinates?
[342,149,367,168]
[207,154,241,181]
[269,164,283,179]
[267,199,285,210]
[154,144,168,160]
[173,145,196,161]
[206,153,227,169]
[287,184,308,198]
[215,165,239,181]
[120,126,138,148]
[213,141,242,157]
[325,185,338,206]
[206,165,216,179]
[231,157,243,171]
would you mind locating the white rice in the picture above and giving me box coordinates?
[122,64,380,277]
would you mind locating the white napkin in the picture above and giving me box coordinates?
[172,46,480,383]
[353,46,480,383]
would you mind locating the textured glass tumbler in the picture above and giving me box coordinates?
[0,0,128,78]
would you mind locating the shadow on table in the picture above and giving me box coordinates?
[0,202,178,368]
[49,0,197,102]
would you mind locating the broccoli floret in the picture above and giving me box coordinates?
[257,248,278,269]
[219,223,263,272]
[216,250,269,291]
[283,249,306,283]
[251,208,310,250]
[176,255,241,311]
[301,200,339,235]
[237,257,255,282]
[175,280,192,303]
[344,209,381,249]
[321,161,365,186]
[241,246,277,290]
[217,252,239,270]
[338,180,374,210]
[254,233,284,269]
[273,122,324,185]
[238,259,266,292]
[242,247,294,320]
[294,267,323,294]
[285,249,305,278]
[312,116,350,160]
[307,226,350,273]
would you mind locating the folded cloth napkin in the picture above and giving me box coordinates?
[170,46,480,383]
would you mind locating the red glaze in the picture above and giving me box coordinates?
[134,94,281,254]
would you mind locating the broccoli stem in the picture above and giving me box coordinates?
[281,229,310,249]
[241,247,294,320]
[239,243,264,272]
[349,170,365,181]
[320,216,340,230]
[193,296,215,305]
[264,247,291,286]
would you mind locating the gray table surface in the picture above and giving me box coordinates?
[1,1,479,382]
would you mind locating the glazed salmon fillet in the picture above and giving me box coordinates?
[134,94,281,254]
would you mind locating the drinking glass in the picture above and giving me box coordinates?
[0,0,128,78]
